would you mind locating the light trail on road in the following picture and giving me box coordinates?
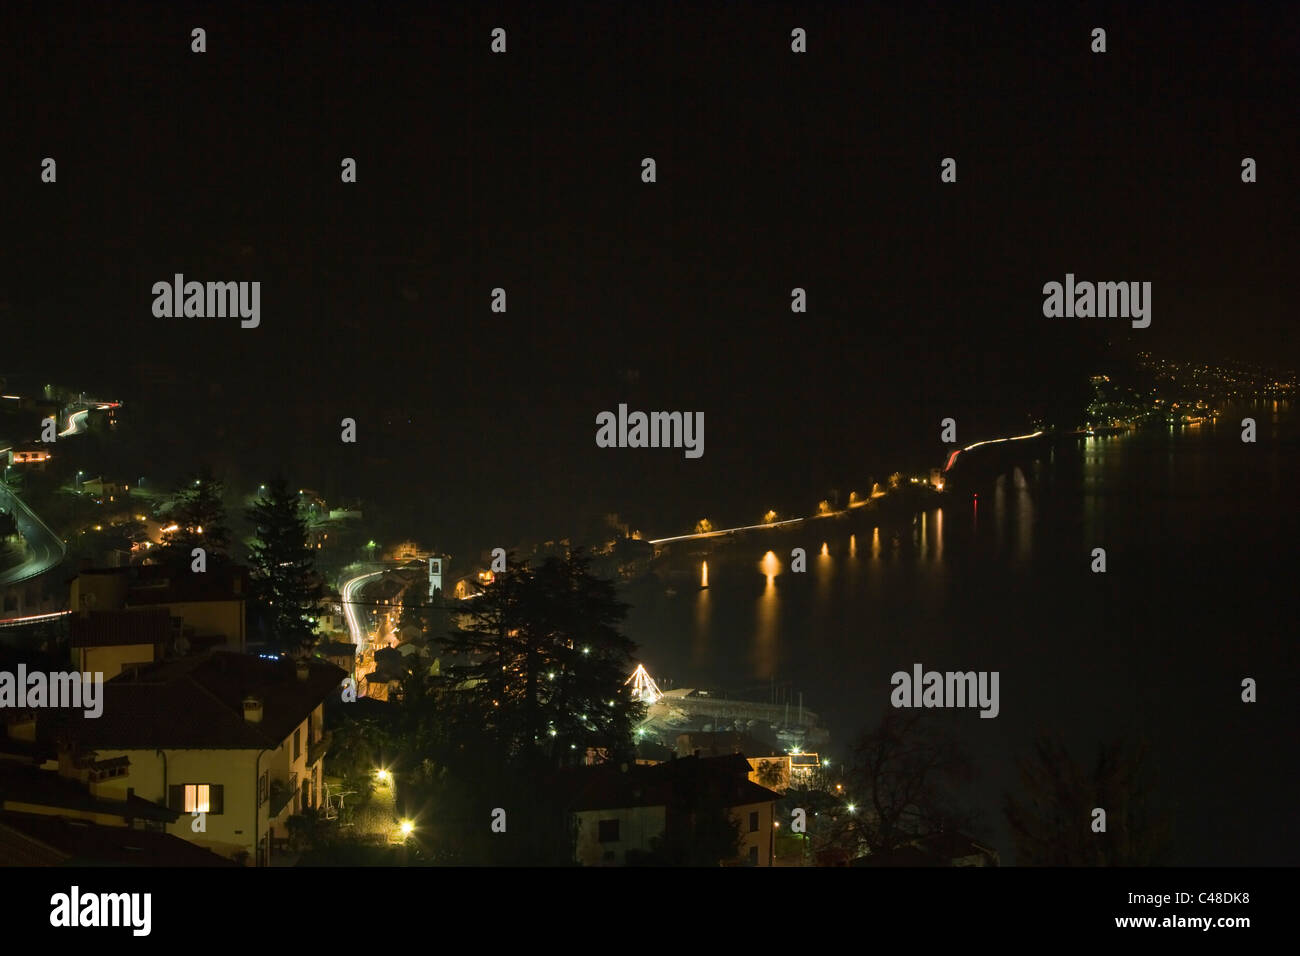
[341,569,384,651]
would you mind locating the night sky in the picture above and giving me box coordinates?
[3,0,1296,549]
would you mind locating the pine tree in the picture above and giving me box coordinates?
[246,478,324,654]
[436,549,642,769]
[157,467,231,571]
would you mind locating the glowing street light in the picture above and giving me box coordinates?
[399,819,414,837]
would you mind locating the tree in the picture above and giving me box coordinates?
[435,549,643,770]
[647,783,746,866]
[756,758,786,790]
[1003,735,1173,865]
[326,714,392,804]
[157,467,232,571]
[844,709,978,856]
[246,478,324,654]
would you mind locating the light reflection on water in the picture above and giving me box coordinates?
[626,404,1296,863]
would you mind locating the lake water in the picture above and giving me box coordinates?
[624,401,1297,864]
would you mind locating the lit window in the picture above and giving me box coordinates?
[184,784,211,813]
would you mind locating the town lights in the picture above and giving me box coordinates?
[375,769,390,783]
[399,820,414,836]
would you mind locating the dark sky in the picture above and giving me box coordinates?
[3,0,1296,549]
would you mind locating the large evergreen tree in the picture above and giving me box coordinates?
[436,549,642,770]
[246,478,324,654]
[157,467,231,571]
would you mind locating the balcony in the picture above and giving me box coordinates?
[307,731,331,768]
[268,772,297,819]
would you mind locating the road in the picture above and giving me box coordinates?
[341,568,384,651]
[0,482,67,587]
[0,400,115,615]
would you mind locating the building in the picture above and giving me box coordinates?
[0,760,236,866]
[70,564,249,654]
[567,753,779,867]
[852,831,1000,867]
[23,652,346,866]
[81,476,125,502]
[0,810,237,866]
[745,752,821,792]
[314,640,358,683]
[70,608,175,681]
[314,592,348,639]
[8,443,51,469]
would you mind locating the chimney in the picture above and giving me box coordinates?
[295,658,310,682]
[242,694,263,723]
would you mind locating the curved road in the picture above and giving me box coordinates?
[341,568,384,650]
[0,482,67,587]
[0,402,111,615]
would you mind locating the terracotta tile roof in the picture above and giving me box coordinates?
[565,753,779,812]
[37,653,346,750]
[0,811,240,866]
[70,609,173,648]
[126,564,248,605]
[0,763,175,822]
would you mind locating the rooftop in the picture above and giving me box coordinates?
[70,608,173,648]
[37,652,347,751]
[566,753,779,812]
[0,811,239,867]
[0,763,176,823]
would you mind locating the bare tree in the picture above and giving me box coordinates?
[1004,735,1173,865]
[846,709,978,854]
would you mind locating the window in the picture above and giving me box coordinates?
[749,845,759,866]
[293,728,302,760]
[748,811,759,833]
[169,783,223,815]
[186,784,209,812]
[301,778,310,811]
[258,771,269,807]
[598,819,620,843]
